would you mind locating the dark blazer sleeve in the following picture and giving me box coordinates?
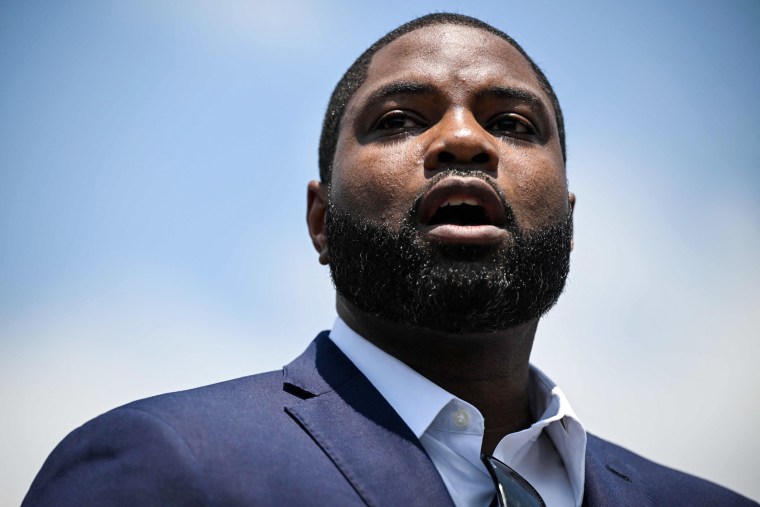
[23,406,212,507]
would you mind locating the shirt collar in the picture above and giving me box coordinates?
[502,365,587,505]
[329,316,454,438]
[328,316,587,503]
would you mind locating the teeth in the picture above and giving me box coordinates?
[440,198,479,207]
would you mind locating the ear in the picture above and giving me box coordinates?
[307,180,330,265]
[568,191,576,251]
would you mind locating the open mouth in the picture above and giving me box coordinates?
[417,176,510,244]
[428,199,492,227]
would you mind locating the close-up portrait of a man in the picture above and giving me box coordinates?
[3,3,758,506]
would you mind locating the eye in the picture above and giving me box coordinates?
[486,114,537,136]
[374,111,426,132]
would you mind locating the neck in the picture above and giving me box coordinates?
[337,297,537,453]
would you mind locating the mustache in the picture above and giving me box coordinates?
[408,169,517,231]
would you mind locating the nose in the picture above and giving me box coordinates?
[423,109,499,173]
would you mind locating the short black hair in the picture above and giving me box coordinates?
[318,13,566,183]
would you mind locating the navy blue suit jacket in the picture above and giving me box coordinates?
[24,333,756,506]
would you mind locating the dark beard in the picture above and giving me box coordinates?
[326,186,572,334]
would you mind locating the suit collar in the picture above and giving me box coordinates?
[283,333,455,507]
[283,331,355,396]
[282,335,662,507]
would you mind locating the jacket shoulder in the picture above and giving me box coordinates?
[22,370,301,507]
[586,434,757,506]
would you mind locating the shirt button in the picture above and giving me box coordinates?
[453,409,469,427]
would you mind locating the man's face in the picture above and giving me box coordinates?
[321,24,574,333]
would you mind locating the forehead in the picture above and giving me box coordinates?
[349,24,549,112]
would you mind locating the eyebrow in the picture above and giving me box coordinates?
[476,86,550,116]
[360,81,437,111]
[361,82,549,112]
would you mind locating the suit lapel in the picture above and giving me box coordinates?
[583,434,653,507]
[283,333,455,507]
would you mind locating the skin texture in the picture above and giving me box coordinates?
[307,24,575,453]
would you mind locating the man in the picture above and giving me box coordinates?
[23,13,755,507]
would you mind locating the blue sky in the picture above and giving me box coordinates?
[2,1,759,503]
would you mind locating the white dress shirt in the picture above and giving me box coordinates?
[329,317,587,507]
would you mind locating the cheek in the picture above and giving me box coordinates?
[331,140,422,225]
[501,150,568,229]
